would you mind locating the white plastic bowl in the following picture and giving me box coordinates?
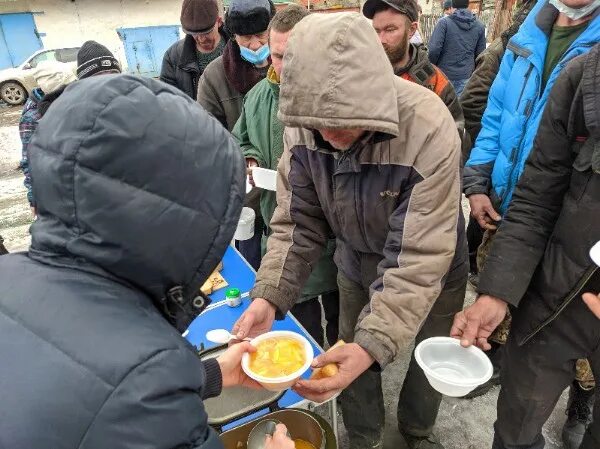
[415,337,493,397]
[242,331,314,392]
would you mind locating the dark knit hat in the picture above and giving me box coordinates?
[225,0,275,36]
[452,0,469,9]
[443,0,453,9]
[77,41,121,79]
[363,0,419,22]
[181,0,219,34]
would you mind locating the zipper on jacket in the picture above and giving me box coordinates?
[516,64,534,107]
[521,266,598,345]
[354,176,369,250]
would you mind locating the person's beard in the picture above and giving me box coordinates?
[383,32,409,66]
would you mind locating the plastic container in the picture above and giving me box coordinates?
[242,331,314,392]
[590,241,600,266]
[234,207,255,241]
[225,288,242,308]
[252,167,278,191]
[415,337,493,397]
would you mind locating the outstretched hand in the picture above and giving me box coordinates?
[450,295,508,350]
[293,343,374,403]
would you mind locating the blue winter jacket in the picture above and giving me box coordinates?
[464,0,600,214]
[428,9,486,81]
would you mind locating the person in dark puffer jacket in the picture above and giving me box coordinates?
[427,0,486,96]
[452,44,600,449]
[0,74,295,449]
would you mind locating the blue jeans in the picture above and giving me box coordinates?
[450,78,469,98]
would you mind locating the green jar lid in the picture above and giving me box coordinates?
[225,288,241,298]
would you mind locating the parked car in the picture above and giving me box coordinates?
[0,47,80,105]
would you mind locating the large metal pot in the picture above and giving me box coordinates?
[220,409,336,449]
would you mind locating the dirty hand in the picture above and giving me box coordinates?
[450,295,508,350]
[246,158,258,187]
[217,342,262,389]
[293,343,375,403]
[468,194,501,230]
[264,424,295,449]
[583,293,600,319]
[232,298,276,340]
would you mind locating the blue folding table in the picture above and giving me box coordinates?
[185,245,338,434]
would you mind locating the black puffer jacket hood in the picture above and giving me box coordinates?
[28,74,245,325]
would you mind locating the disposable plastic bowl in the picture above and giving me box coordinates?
[242,331,314,392]
[415,337,493,397]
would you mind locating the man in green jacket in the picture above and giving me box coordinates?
[232,5,339,347]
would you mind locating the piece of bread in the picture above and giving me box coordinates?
[310,340,345,380]
[199,264,228,296]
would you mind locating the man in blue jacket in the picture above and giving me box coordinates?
[464,0,600,231]
[428,0,486,96]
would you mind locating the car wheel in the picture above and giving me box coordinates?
[0,82,27,105]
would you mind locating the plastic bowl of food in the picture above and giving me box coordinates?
[415,337,493,397]
[242,331,314,391]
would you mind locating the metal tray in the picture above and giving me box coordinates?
[220,409,337,449]
[200,344,285,430]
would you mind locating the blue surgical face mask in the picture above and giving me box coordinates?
[549,0,600,20]
[239,43,270,65]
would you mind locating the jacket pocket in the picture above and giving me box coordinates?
[570,139,594,202]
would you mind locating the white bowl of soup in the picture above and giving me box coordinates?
[242,331,314,391]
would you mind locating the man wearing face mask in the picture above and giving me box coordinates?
[197,0,275,272]
[161,0,228,100]
[197,0,274,131]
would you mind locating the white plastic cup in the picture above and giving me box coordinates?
[415,337,493,397]
[234,207,255,241]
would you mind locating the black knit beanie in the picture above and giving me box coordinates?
[77,41,121,79]
[225,0,275,36]
[452,0,469,8]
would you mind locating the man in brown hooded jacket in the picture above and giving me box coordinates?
[232,12,468,449]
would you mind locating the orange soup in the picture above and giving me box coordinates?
[249,337,306,378]
[294,439,316,449]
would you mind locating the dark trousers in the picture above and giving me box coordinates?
[337,270,468,448]
[493,297,600,449]
[467,215,484,274]
[291,291,340,348]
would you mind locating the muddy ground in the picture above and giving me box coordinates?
[0,105,568,448]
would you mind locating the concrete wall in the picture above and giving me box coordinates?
[0,0,190,70]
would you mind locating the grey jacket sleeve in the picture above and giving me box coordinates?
[79,348,223,449]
